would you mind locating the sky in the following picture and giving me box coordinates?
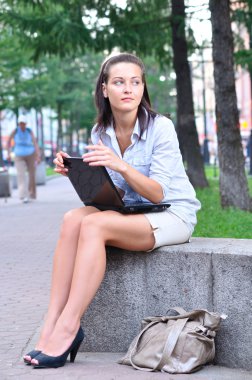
[111,0,212,45]
[91,0,212,45]
[186,0,212,45]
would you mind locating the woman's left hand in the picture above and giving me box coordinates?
[82,140,127,173]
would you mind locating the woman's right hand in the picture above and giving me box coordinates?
[53,151,70,176]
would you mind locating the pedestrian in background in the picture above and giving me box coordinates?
[7,114,40,203]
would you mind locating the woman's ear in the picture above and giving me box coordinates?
[102,83,108,98]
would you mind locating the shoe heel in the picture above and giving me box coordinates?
[70,340,82,363]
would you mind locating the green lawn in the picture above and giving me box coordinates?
[193,167,252,239]
[46,167,56,176]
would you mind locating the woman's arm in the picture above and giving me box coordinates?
[31,131,41,162]
[118,163,164,204]
[7,130,16,161]
[83,141,164,204]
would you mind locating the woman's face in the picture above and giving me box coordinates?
[19,122,26,131]
[102,62,144,115]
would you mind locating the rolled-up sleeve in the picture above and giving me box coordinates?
[149,119,182,200]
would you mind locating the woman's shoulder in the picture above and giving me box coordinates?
[151,114,176,139]
[91,124,102,143]
[153,114,175,128]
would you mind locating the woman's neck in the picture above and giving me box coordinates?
[112,110,137,134]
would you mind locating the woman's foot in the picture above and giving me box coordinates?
[23,350,41,365]
[31,326,84,369]
[23,318,57,364]
[31,320,80,363]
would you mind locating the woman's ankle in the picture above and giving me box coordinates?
[36,317,58,349]
[54,315,80,337]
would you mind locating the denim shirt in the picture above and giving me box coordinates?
[91,115,201,233]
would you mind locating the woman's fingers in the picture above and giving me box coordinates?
[54,168,67,175]
[84,144,107,152]
[82,143,123,171]
[83,144,111,158]
[53,151,69,175]
[54,151,69,165]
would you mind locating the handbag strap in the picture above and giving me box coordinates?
[169,307,187,315]
[129,317,188,372]
[129,320,162,372]
[155,317,188,371]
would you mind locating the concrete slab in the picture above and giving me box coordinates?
[81,239,252,370]
[213,251,252,369]
[0,171,11,198]
[2,353,251,380]
[82,247,213,352]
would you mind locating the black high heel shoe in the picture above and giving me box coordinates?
[32,326,85,369]
[23,350,42,365]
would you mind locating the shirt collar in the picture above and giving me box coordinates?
[104,118,147,140]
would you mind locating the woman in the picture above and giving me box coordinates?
[25,53,200,369]
[7,115,40,203]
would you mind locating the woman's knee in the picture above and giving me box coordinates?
[79,213,106,240]
[60,207,101,238]
[60,208,84,237]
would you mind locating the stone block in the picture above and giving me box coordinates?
[0,171,11,198]
[80,238,252,370]
[212,240,252,370]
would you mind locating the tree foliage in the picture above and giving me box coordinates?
[0,0,209,186]
[231,0,252,68]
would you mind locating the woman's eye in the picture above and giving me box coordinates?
[132,81,140,86]
[114,80,123,85]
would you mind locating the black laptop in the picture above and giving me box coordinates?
[63,157,170,214]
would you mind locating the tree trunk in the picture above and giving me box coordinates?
[171,0,208,188]
[248,27,252,176]
[209,0,252,210]
[249,72,252,175]
[35,109,40,144]
[39,108,45,160]
[57,101,63,151]
[0,119,4,166]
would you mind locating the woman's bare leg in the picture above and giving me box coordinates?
[32,211,154,361]
[25,206,100,359]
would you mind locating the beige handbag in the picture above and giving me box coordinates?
[118,307,226,373]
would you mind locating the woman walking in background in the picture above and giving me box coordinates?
[24,52,200,369]
[7,114,40,203]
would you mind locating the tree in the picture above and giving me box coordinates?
[171,0,208,188]
[0,1,208,184]
[0,29,34,164]
[232,0,252,175]
[209,0,252,210]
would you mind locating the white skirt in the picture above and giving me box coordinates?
[144,210,191,251]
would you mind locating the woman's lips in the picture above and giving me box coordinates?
[121,97,133,101]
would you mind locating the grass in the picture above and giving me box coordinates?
[46,166,56,176]
[193,166,252,239]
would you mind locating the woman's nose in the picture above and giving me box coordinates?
[123,82,132,93]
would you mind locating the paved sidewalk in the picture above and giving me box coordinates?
[0,176,252,380]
